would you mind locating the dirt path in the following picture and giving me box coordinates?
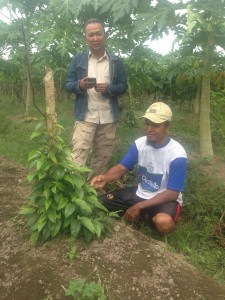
[0,156,225,300]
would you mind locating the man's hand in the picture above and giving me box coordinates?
[91,175,106,189]
[79,77,96,90]
[124,203,142,224]
[94,82,108,93]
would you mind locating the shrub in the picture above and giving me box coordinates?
[19,123,117,245]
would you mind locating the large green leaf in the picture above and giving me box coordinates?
[100,0,138,22]
[87,196,109,213]
[27,172,36,182]
[64,174,76,187]
[47,207,57,223]
[51,184,57,194]
[42,226,51,241]
[50,219,62,237]
[28,150,41,161]
[79,217,95,233]
[36,157,45,171]
[52,167,65,180]
[63,214,75,228]
[30,230,39,246]
[75,198,92,215]
[92,220,102,238]
[76,187,84,199]
[38,214,47,232]
[70,219,81,238]
[49,152,57,163]
[43,184,50,198]
[58,196,68,210]
[83,227,94,243]
[65,203,76,218]
[45,198,51,210]
[27,213,38,227]
[73,174,84,190]
[38,171,47,180]
[30,131,42,140]
[19,206,36,215]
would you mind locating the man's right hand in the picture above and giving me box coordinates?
[91,175,106,189]
[79,77,96,90]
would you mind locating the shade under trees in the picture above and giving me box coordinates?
[0,0,225,159]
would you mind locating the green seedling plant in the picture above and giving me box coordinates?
[67,245,80,260]
[65,278,105,300]
[19,123,118,245]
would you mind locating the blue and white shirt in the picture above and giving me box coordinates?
[119,136,187,204]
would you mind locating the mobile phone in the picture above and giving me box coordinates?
[87,77,96,86]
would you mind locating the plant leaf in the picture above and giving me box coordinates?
[75,198,92,215]
[19,206,36,215]
[45,198,51,210]
[38,214,47,232]
[47,207,57,223]
[50,219,62,237]
[65,203,76,218]
[79,217,95,233]
[93,220,102,238]
[70,219,81,238]
[30,230,39,246]
[58,196,68,210]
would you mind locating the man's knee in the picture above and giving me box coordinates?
[71,122,96,166]
[71,148,89,166]
[152,213,175,234]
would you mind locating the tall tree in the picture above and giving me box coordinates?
[186,0,225,158]
[0,0,50,115]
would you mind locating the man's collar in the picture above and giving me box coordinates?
[88,50,108,60]
[146,137,171,149]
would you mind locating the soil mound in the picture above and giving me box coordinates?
[0,156,225,300]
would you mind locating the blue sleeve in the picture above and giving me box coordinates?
[106,58,128,97]
[119,142,138,171]
[167,157,187,192]
[65,55,85,95]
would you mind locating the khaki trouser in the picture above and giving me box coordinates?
[71,121,117,181]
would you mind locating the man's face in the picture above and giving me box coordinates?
[85,22,106,55]
[144,119,170,145]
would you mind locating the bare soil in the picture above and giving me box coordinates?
[0,156,225,300]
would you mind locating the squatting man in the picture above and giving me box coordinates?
[91,102,188,234]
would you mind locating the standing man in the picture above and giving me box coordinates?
[91,102,188,235]
[65,19,128,180]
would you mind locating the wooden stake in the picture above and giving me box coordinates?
[44,66,57,136]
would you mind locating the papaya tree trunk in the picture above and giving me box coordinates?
[25,73,33,116]
[199,32,214,158]
[193,77,201,115]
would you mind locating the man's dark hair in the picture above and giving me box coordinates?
[84,19,105,33]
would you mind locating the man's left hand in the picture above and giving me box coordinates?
[124,204,141,223]
[94,83,108,93]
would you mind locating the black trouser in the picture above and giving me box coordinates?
[100,186,178,220]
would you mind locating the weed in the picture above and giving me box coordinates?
[67,245,80,260]
[65,278,105,300]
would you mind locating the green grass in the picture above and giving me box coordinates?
[0,99,74,165]
[0,97,225,286]
[145,159,225,285]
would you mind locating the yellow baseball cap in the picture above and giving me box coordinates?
[141,102,172,123]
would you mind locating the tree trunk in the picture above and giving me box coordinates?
[193,78,201,115]
[44,67,57,137]
[199,33,214,159]
[25,74,33,116]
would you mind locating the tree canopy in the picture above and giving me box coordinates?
[0,0,225,157]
